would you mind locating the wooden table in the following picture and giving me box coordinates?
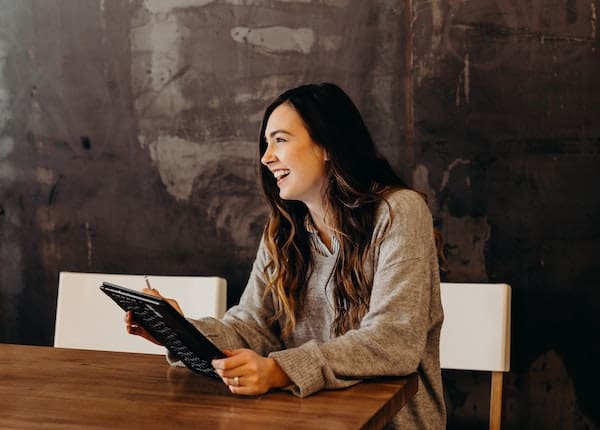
[0,343,417,430]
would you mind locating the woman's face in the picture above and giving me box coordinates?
[262,103,328,209]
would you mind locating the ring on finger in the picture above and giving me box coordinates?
[233,376,240,387]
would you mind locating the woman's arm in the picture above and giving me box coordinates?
[186,238,283,355]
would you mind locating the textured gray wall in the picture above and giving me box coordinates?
[0,1,598,429]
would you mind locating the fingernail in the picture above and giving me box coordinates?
[212,360,221,368]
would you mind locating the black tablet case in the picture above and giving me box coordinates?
[100,281,226,379]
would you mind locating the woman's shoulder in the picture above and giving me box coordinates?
[370,187,435,255]
[378,187,431,217]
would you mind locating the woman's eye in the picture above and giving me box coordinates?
[275,137,286,143]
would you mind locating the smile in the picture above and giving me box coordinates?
[273,169,290,183]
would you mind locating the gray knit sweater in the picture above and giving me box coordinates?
[184,189,446,429]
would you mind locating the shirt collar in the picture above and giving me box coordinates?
[304,214,339,256]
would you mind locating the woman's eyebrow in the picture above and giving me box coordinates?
[266,129,293,139]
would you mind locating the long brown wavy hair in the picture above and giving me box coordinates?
[259,83,409,338]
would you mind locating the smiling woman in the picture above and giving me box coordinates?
[127,83,446,430]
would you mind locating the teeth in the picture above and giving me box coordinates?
[273,170,290,178]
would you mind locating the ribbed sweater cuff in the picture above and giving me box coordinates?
[269,340,324,397]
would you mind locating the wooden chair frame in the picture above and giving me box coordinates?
[440,283,511,430]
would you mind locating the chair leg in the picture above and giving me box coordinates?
[489,371,504,430]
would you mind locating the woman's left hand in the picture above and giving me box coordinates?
[211,348,292,395]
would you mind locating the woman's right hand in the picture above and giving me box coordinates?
[124,287,184,345]
[125,311,162,345]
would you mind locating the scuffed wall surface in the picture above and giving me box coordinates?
[1,0,31,344]
[0,1,598,429]
[412,0,600,428]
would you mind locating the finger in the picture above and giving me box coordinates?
[129,326,162,345]
[211,354,248,372]
[228,384,265,396]
[125,311,137,324]
[142,287,161,297]
[216,366,251,381]
[125,312,137,330]
[223,376,241,387]
[222,375,254,392]
[213,348,257,370]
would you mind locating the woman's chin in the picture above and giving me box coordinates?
[278,187,293,200]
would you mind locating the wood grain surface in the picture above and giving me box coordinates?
[0,344,417,430]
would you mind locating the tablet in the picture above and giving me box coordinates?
[99,281,226,379]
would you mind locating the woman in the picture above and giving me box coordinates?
[127,83,446,429]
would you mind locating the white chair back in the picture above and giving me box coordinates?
[439,282,511,430]
[54,272,227,355]
[440,282,511,372]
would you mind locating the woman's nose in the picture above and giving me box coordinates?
[261,142,276,165]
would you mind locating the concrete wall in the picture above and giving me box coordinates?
[0,1,598,428]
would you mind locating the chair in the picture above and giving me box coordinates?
[54,271,227,354]
[439,282,511,430]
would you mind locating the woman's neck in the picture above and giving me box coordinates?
[307,204,335,253]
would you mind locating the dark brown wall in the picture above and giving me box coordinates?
[0,1,598,429]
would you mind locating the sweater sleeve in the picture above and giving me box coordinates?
[184,238,284,356]
[269,190,441,397]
